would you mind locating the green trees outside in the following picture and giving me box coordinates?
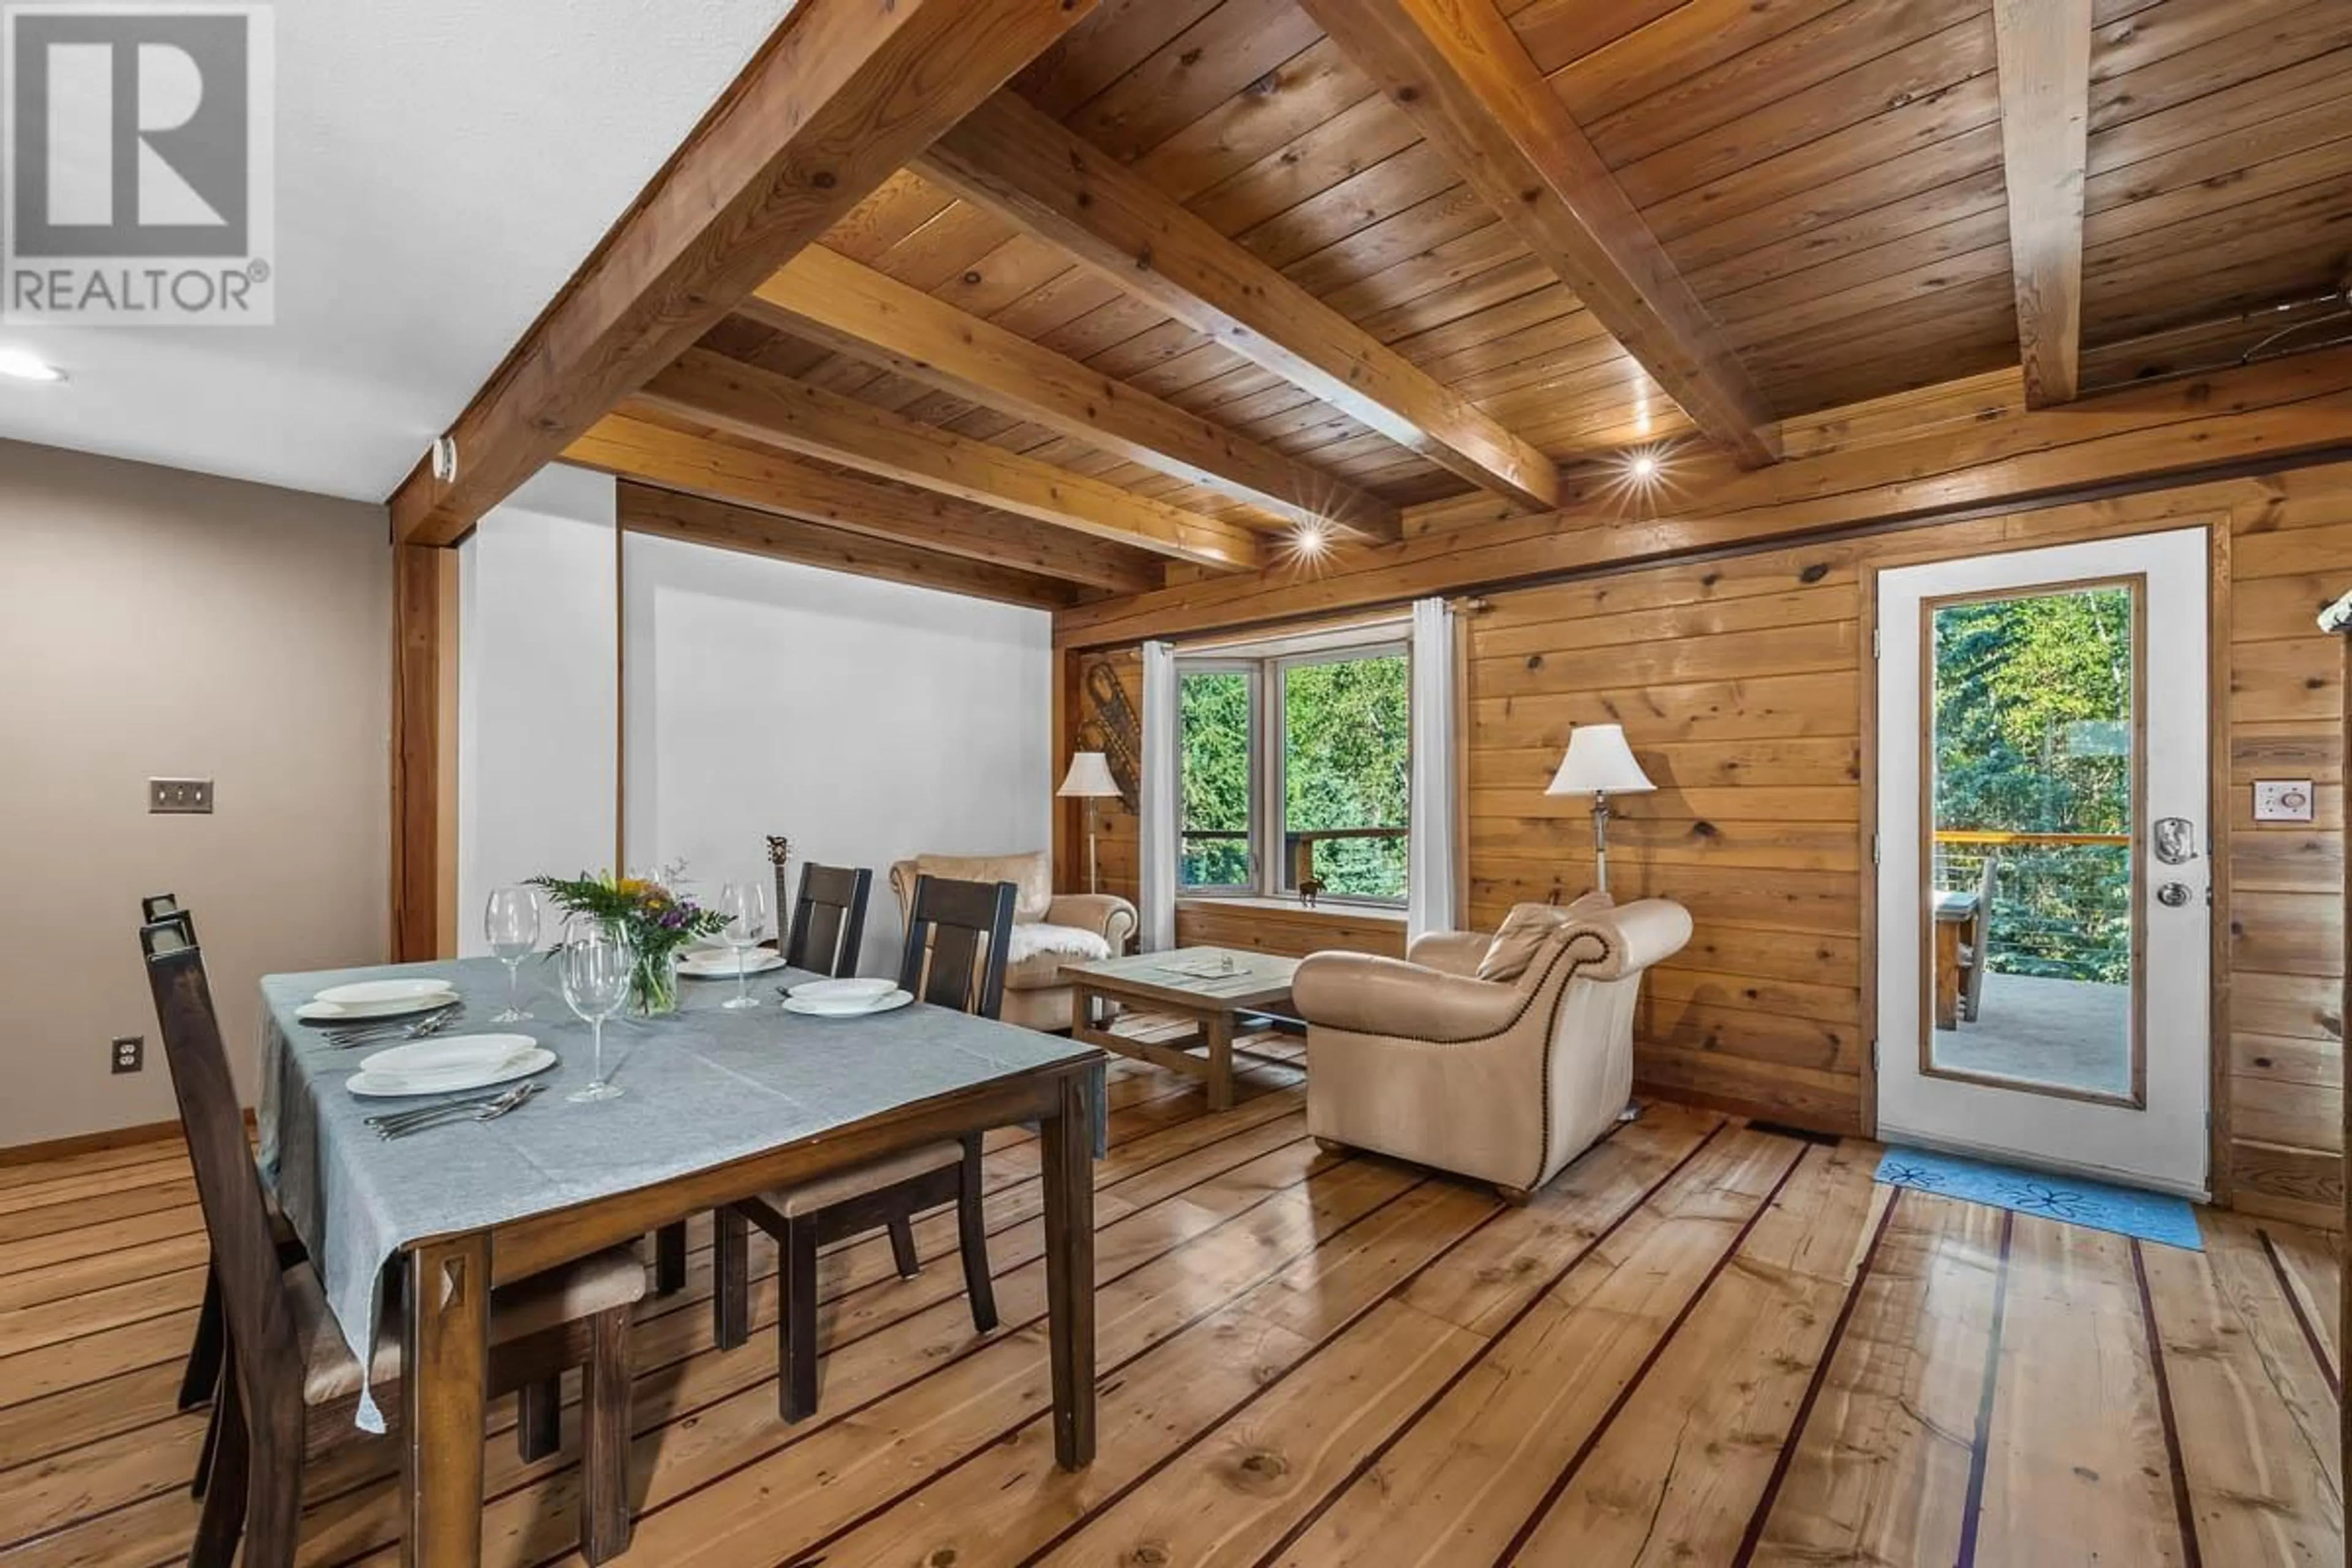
[1931,586,2135,983]
[1178,653,1411,900]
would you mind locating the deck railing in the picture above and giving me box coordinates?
[1934,829,2133,986]
[1180,825,1408,900]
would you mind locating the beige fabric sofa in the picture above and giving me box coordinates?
[888,851,1137,1033]
[1291,898,1692,1200]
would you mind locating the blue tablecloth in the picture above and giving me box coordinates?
[257,956,1103,1429]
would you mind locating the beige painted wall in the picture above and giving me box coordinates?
[0,439,391,1147]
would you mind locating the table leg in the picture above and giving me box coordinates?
[1203,1008,1234,1112]
[1039,1070,1096,1470]
[1071,982,1091,1038]
[1934,921,1962,1031]
[402,1231,490,1568]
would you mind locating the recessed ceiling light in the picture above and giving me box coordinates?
[0,348,64,383]
[1291,520,1331,557]
[1627,452,1660,482]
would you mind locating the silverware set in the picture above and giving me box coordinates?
[313,1003,465,1049]
[365,1080,543,1139]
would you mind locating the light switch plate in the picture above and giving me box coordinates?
[149,777,213,814]
[2253,779,2316,823]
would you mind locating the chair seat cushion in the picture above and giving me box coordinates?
[1004,923,1113,990]
[758,1139,964,1219]
[292,1244,648,1406]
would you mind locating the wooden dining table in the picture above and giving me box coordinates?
[257,957,1105,1568]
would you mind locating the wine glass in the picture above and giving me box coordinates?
[715,880,769,1011]
[484,886,541,1022]
[559,916,635,1104]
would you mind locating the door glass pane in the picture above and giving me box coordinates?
[1927,582,2136,1098]
[1280,652,1410,902]
[1179,668,1254,889]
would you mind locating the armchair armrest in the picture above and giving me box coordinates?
[1047,893,1137,949]
[1406,930,1490,978]
[1292,952,1536,1042]
[1581,899,1692,979]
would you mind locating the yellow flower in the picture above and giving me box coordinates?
[616,877,650,898]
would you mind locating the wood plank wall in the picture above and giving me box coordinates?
[1060,460,2352,1227]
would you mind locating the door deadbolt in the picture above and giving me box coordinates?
[2155,881,2193,907]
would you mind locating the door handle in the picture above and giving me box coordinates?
[2155,881,2194,908]
[2153,817,2198,865]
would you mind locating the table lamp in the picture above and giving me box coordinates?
[1057,751,1122,894]
[1546,723,1656,894]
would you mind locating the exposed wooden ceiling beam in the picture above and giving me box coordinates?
[565,413,1161,595]
[634,349,1265,571]
[385,0,1098,546]
[1993,0,2093,407]
[619,484,1080,610]
[917,92,1561,512]
[1297,0,1780,469]
[741,246,1404,542]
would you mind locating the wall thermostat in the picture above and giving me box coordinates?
[2252,780,2316,823]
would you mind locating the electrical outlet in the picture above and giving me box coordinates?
[111,1035,143,1074]
[2253,779,2316,823]
[149,777,214,814]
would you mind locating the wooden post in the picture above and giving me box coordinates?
[391,543,459,961]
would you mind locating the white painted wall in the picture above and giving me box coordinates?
[456,466,618,955]
[621,532,1053,980]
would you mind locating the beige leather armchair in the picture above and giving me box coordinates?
[888,852,1137,1033]
[1292,899,1692,1201]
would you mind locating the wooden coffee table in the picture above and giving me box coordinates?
[1068,946,1301,1111]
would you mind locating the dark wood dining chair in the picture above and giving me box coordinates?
[782,861,873,978]
[140,919,647,1566]
[142,897,274,1461]
[710,875,1016,1420]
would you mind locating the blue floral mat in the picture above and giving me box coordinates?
[1873,1146,2203,1251]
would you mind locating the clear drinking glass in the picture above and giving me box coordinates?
[560,915,635,1104]
[484,886,541,1022]
[715,880,769,1011]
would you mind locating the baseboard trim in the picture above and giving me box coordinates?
[0,1109,244,1166]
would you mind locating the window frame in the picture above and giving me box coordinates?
[1175,636,1411,910]
[1174,658,1262,897]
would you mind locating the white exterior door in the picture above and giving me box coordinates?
[1874,528,2211,1196]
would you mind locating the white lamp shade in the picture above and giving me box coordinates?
[1057,751,1122,798]
[1546,723,1656,796]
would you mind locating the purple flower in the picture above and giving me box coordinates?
[659,908,686,929]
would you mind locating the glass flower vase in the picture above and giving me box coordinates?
[629,947,679,1017]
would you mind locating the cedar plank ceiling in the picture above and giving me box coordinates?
[689,0,2352,542]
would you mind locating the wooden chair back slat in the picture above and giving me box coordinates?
[139,924,301,1393]
[784,864,872,979]
[896,876,1016,1020]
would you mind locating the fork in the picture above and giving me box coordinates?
[375,1082,542,1139]
[329,1007,465,1049]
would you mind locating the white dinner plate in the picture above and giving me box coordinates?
[788,977,895,1005]
[346,1046,557,1099]
[315,978,459,1008]
[679,950,788,978]
[298,992,459,1024]
[359,1035,537,1079]
[781,988,913,1019]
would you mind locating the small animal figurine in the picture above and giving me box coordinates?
[1298,877,1327,908]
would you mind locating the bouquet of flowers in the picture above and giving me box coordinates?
[528,865,728,1016]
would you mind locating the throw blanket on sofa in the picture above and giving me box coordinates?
[1006,923,1113,966]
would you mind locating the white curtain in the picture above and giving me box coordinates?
[1138,639,1180,951]
[1408,597,1460,942]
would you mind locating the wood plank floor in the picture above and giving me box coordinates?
[0,1042,2339,1567]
